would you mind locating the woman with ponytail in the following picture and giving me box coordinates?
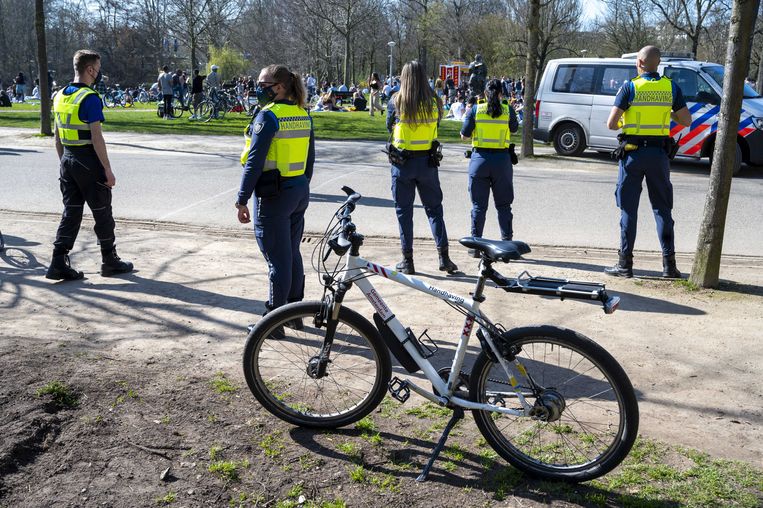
[386,60,458,275]
[460,78,518,254]
[236,64,315,328]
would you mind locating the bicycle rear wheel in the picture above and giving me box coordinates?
[171,97,183,118]
[470,326,638,482]
[243,301,391,428]
[103,93,115,108]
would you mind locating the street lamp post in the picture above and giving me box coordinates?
[387,41,395,81]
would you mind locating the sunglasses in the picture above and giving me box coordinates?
[257,81,279,88]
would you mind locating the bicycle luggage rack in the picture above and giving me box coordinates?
[489,270,621,314]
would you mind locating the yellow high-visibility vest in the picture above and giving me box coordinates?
[472,100,511,149]
[392,98,439,151]
[240,103,311,177]
[53,86,99,146]
[622,76,673,137]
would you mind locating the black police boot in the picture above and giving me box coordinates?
[46,252,84,281]
[395,251,415,275]
[662,254,682,279]
[101,248,134,276]
[438,248,459,274]
[604,251,633,278]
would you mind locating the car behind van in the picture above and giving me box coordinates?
[533,55,763,174]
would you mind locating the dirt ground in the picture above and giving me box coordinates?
[0,211,761,507]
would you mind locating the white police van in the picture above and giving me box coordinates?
[533,54,763,174]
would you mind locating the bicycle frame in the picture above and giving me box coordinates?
[337,252,534,417]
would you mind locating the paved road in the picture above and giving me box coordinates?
[1,127,761,256]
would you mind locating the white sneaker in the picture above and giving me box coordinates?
[189,115,196,120]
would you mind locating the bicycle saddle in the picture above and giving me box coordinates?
[459,237,531,262]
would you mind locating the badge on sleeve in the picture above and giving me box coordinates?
[253,122,264,134]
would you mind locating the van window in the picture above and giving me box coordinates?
[599,67,633,96]
[663,67,720,105]
[552,65,595,94]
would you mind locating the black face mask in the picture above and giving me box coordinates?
[93,70,102,86]
[256,84,277,105]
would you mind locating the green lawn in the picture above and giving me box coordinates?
[0,104,522,144]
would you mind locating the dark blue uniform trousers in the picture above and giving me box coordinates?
[254,182,309,310]
[390,156,449,253]
[468,151,514,240]
[616,146,675,256]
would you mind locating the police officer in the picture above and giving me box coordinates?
[46,49,133,281]
[237,64,314,325]
[460,79,518,253]
[386,60,458,275]
[605,46,692,278]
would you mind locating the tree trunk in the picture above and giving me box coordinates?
[690,0,761,288]
[343,31,350,85]
[757,46,763,94]
[521,0,540,158]
[35,0,51,136]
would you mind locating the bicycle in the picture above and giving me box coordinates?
[243,187,638,483]
[103,86,133,108]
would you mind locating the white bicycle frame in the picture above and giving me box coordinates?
[338,252,534,417]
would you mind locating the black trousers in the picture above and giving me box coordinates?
[53,148,115,253]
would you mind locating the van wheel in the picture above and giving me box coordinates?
[708,142,742,176]
[553,124,586,156]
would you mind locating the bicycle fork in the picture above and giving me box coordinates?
[309,281,351,379]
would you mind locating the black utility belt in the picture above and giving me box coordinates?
[406,150,431,158]
[473,147,509,153]
[624,137,670,148]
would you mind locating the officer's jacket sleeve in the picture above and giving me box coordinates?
[306,127,315,182]
[237,110,278,206]
[460,105,477,137]
[509,106,519,133]
[671,81,687,111]
[386,101,396,133]
[613,81,633,110]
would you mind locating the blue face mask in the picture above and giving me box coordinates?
[256,84,277,105]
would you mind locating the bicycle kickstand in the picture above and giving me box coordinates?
[416,407,464,482]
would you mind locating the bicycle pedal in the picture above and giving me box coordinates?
[388,377,410,403]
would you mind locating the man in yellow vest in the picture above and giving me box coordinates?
[605,46,692,278]
[46,49,133,281]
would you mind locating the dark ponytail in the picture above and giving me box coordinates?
[264,64,307,108]
[485,78,503,118]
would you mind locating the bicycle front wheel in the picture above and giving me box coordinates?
[470,326,638,482]
[198,100,213,122]
[243,301,391,428]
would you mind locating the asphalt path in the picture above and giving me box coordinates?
[1,128,761,256]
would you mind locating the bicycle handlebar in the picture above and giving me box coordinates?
[324,187,363,260]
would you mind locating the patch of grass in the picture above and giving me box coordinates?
[208,459,249,482]
[229,492,266,507]
[160,415,171,425]
[487,467,524,501]
[259,431,285,459]
[210,371,239,394]
[443,443,465,462]
[286,483,303,498]
[336,441,361,457]
[298,453,323,471]
[479,448,499,468]
[209,445,223,461]
[156,491,177,505]
[370,473,401,493]
[404,402,452,419]
[377,396,398,418]
[673,279,700,292]
[35,381,79,408]
[442,461,457,472]
[207,413,218,423]
[319,500,347,508]
[354,417,375,433]
[348,465,366,483]
[0,107,524,144]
